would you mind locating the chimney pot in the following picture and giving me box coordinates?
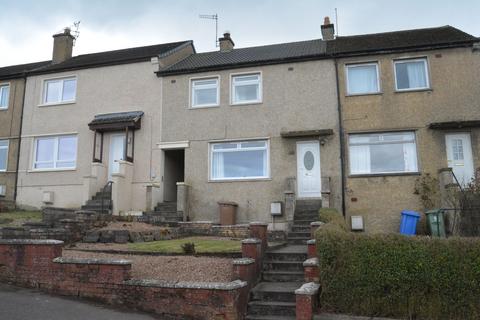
[321,16,335,41]
[52,27,75,64]
[219,31,235,52]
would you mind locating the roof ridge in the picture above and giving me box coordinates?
[336,25,453,39]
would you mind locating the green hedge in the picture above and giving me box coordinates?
[316,210,480,319]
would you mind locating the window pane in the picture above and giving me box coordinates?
[58,136,77,161]
[240,141,266,148]
[45,81,62,103]
[217,150,266,178]
[0,86,9,108]
[0,146,7,170]
[0,140,8,147]
[36,138,55,162]
[235,84,259,102]
[370,144,405,173]
[62,79,76,101]
[234,75,259,83]
[194,87,217,106]
[194,79,217,86]
[395,60,427,90]
[213,143,237,150]
[347,65,378,94]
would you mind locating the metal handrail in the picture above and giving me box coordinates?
[101,181,114,214]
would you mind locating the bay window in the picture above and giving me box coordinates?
[42,77,77,104]
[394,58,429,91]
[33,135,77,170]
[349,132,418,175]
[210,140,269,180]
[191,77,219,107]
[231,73,262,104]
[346,63,380,95]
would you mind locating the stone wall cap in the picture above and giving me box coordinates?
[241,238,261,244]
[303,257,319,267]
[53,257,132,265]
[307,239,316,245]
[233,258,255,265]
[310,221,325,226]
[124,279,247,290]
[295,282,320,295]
[249,222,268,226]
[212,224,249,228]
[0,239,64,245]
[178,221,213,225]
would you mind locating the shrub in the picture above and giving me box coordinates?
[318,208,348,231]
[317,225,480,319]
[181,242,196,254]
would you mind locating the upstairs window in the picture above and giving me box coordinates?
[349,132,418,175]
[42,77,77,105]
[0,84,9,109]
[191,77,219,108]
[394,58,429,91]
[33,135,77,170]
[210,140,269,180]
[0,140,8,171]
[346,63,380,95]
[231,73,262,104]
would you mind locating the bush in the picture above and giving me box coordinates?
[318,208,348,231]
[316,225,480,319]
[181,242,196,254]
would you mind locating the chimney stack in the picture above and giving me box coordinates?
[321,16,335,41]
[219,32,234,52]
[52,28,75,64]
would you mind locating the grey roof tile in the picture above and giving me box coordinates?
[0,61,51,79]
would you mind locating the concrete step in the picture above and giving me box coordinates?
[296,199,322,208]
[288,231,311,238]
[266,245,307,262]
[294,212,319,219]
[287,237,309,245]
[85,199,112,206]
[247,301,296,317]
[262,270,304,282]
[263,260,304,272]
[291,225,310,232]
[292,219,314,226]
[250,282,301,303]
[154,202,177,211]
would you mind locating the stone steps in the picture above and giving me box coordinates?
[262,270,304,282]
[263,260,304,272]
[250,282,300,303]
[247,301,296,317]
[291,225,310,232]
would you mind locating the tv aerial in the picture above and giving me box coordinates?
[199,14,219,47]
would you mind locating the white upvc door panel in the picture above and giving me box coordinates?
[445,133,474,186]
[108,134,125,180]
[297,141,321,198]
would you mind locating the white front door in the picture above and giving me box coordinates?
[446,133,474,186]
[297,141,321,198]
[108,134,125,180]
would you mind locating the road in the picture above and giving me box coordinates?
[0,283,158,320]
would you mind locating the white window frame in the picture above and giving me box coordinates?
[0,83,10,110]
[32,135,78,171]
[209,139,270,181]
[0,139,9,172]
[230,72,262,105]
[393,57,430,91]
[348,131,419,175]
[189,76,220,108]
[345,62,381,95]
[40,75,77,106]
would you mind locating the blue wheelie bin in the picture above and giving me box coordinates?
[399,210,420,236]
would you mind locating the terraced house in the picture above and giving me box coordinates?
[0,61,49,209]
[16,28,194,213]
[333,26,480,232]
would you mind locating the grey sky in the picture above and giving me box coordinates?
[1,0,479,67]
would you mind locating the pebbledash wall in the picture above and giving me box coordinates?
[0,239,249,320]
[16,61,166,211]
[338,46,480,233]
[160,61,342,230]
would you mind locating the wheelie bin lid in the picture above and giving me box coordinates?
[401,210,420,217]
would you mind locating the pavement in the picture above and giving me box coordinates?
[0,283,158,320]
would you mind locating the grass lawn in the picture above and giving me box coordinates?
[128,237,242,254]
[0,211,42,226]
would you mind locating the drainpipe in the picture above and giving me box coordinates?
[13,73,27,204]
[334,59,346,217]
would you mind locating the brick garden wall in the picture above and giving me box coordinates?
[0,239,248,320]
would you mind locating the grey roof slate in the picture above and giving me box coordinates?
[0,61,50,79]
[158,39,327,75]
[89,111,144,126]
[29,41,192,75]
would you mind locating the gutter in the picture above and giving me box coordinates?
[13,73,27,203]
[334,58,346,218]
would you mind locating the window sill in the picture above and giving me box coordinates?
[189,105,220,110]
[209,177,272,183]
[348,172,421,178]
[345,92,383,97]
[230,101,263,107]
[394,88,432,94]
[38,101,76,107]
[28,168,77,173]
[0,108,8,111]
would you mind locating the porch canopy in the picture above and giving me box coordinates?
[429,120,480,130]
[280,129,334,138]
[88,111,144,163]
